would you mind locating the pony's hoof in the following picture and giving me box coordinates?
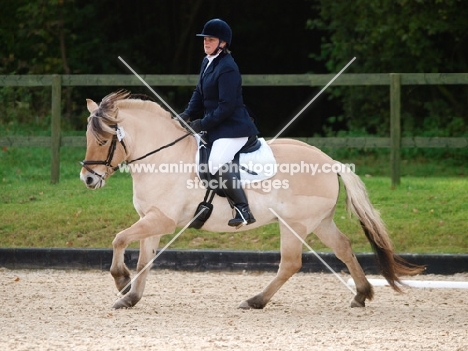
[112,293,140,309]
[238,295,266,310]
[238,301,252,310]
[112,300,132,309]
[350,299,365,308]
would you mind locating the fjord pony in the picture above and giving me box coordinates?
[80,91,422,309]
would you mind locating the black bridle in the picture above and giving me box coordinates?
[80,124,127,180]
[80,124,192,180]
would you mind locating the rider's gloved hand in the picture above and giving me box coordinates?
[188,119,203,134]
[178,112,190,122]
[174,112,190,128]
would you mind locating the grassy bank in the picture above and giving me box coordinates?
[1,146,467,253]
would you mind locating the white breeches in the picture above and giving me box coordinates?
[208,137,248,175]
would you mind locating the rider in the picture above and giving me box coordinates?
[180,18,259,227]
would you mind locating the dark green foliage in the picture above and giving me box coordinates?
[1,1,468,141]
[308,0,468,138]
[0,0,320,135]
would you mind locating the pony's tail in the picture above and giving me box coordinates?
[338,166,425,292]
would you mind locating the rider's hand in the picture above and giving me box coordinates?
[188,119,203,133]
[178,112,190,122]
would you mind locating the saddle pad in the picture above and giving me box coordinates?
[238,138,277,184]
[194,136,277,184]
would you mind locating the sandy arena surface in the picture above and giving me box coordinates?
[0,268,467,351]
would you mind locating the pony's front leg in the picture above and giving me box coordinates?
[109,208,176,309]
[112,235,162,309]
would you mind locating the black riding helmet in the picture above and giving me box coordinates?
[196,19,232,47]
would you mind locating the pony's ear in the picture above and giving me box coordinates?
[86,99,99,113]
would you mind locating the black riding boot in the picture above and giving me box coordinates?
[218,164,256,227]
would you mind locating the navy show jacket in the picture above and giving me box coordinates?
[183,52,259,143]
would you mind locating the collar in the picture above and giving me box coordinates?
[206,50,221,64]
[204,51,222,73]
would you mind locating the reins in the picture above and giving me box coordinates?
[125,131,192,165]
[81,125,192,179]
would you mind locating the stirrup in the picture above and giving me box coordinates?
[228,206,256,228]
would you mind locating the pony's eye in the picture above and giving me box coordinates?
[97,140,108,146]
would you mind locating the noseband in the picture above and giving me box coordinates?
[81,124,192,180]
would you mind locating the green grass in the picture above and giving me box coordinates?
[1,146,467,253]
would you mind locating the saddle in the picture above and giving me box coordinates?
[197,135,261,196]
[189,135,263,229]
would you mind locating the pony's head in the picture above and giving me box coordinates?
[80,90,130,189]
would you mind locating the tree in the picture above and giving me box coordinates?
[1,0,324,135]
[308,0,468,137]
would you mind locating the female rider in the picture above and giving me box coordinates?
[180,18,259,227]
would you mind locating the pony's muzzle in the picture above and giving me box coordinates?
[80,170,105,189]
[79,161,108,189]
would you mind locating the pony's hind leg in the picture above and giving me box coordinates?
[313,218,373,307]
[239,222,305,309]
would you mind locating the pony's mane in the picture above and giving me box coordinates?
[87,90,171,142]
